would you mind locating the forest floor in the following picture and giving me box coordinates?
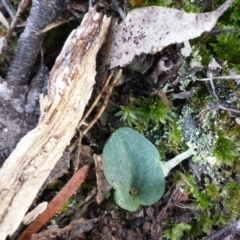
[1,0,240,240]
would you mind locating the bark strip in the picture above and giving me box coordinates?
[0,8,111,239]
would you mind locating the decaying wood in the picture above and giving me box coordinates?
[0,8,111,239]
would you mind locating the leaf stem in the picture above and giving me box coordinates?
[161,147,196,177]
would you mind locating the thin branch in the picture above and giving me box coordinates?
[74,131,83,172]
[197,75,240,81]
[208,72,219,99]
[203,219,240,240]
[78,71,113,128]
[0,11,9,29]
[219,105,240,114]
[73,71,114,171]
[31,218,98,240]
[82,69,122,136]
[6,0,30,39]
[6,0,65,85]
[111,0,126,19]
[36,17,75,35]
[1,0,15,20]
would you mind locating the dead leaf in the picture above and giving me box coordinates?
[102,0,234,69]
[93,154,112,204]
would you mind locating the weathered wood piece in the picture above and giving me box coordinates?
[0,8,111,239]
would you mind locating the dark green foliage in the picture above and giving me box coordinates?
[208,0,240,70]
[213,134,239,165]
[164,120,182,149]
[206,182,219,200]
[163,222,191,240]
[182,1,200,12]
[120,95,168,131]
[120,96,185,158]
[222,180,240,219]
[143,0,172,7]
[212,33,240,70]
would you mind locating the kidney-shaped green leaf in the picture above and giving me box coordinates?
[103,127,165,211]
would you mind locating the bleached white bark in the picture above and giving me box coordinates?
[0,8,111,239]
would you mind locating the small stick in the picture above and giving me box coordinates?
[74,131,83,172]
[89,0,92,11]
[0,11,9,29]
[111,0,126,19]
[6,0,30,39]
[72,71,114,171]
[78,71,113,128]
[82,69,122,136]
[208,72,219,99]
[36,17,75,35]
[1,0,15,20]
[197,75,240,81]
[31,218,98,240]
[219,105,240,114]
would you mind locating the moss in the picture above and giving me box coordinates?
[166,171,240,238]
[163,222,191,240]
[213,133,239,165]
[116,0,240,238]
[119,95,169,131]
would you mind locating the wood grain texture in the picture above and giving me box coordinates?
[0,8,111,239]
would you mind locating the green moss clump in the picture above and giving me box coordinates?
[163,222,191,240]
[213,133,239,165]
[119,95,169,131]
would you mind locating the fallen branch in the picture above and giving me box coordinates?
[6,0,65,85]
[30,218,98,240]
[0,8,111,239]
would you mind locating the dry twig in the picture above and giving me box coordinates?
[1,0,15,20]
[37,17,75,34]
[30,218,98,240]
[17,164,91,240]
[78,71,113,128]
[6,0,30,39]
[73,70,119,171]
[82,69,122,135]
